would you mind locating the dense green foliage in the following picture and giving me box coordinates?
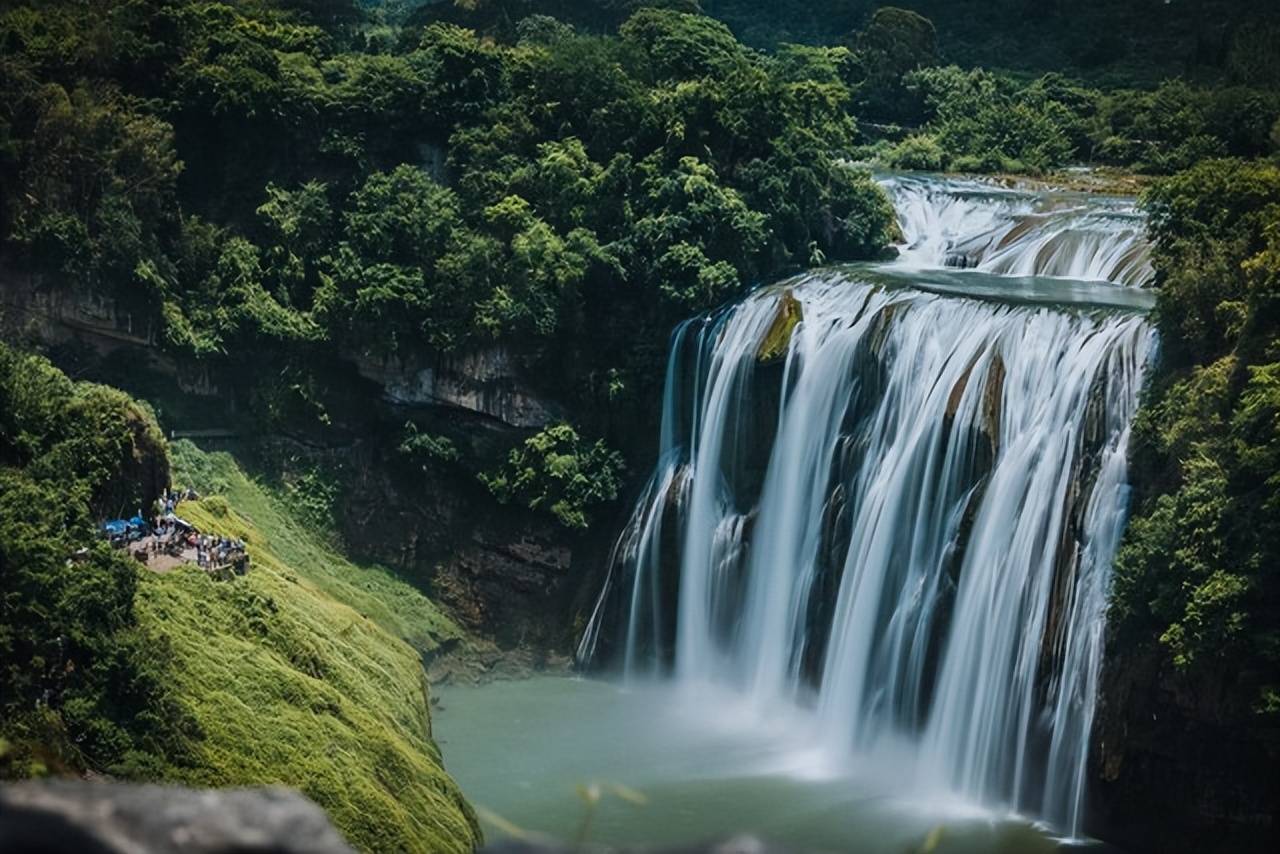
[877,70,1280,176]
[1113,159,1280,714]
[0,0,894,433]
[703,1,1280,88]
[0,343,186,776]
[398,2,1280,177]
[481,423,625,529]
[845,3,1280,175]
[404,0,1279,90]
[399,421,461,467]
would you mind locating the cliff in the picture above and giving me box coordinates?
[1091,641,1280,853]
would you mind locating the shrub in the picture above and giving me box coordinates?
[884,134,947,171]
[481,423,625,529]
[398,422,460,467]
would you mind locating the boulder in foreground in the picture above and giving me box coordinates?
[0,781,356,854]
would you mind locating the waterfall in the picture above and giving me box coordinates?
[578,174,1156,837]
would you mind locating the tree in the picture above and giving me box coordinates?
[257,181,334,308]
[902,66,1077,172]
[321,164,481,352]
[631,155,767,308]
[1143,158,1280,362]
[619,7,749,83]
[475,195,610,338]
[10,83,181,304]
[850,6,939,124]
[0,343,190,777]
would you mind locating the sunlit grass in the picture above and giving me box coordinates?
[135,442,479,853]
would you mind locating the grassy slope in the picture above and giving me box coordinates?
[136,441,479,853]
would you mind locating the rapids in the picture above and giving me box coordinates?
[879,172,1153,287]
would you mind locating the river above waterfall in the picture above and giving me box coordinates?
[435,676,1117,852]
[876,172,1153,287]
[851,265,1156,312]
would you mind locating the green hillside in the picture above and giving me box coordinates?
[140,441,479,852]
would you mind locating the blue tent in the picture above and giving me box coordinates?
[102,520,128,536]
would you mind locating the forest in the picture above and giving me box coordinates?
[1,1,1278,852]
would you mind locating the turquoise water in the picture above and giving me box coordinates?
[434,677,1110,852]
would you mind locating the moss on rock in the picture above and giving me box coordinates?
[757,290,803,363]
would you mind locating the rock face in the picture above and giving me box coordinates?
[0,263,155,349]
[0,781,356,854]
[354,348,563,428]
[434,526,573,644]
[1090,644,1280,854]
[0,264,221,397]
[327,431,593,659]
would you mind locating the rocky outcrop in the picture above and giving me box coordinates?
[354,348,563,428]
[756,290,802,363]
[2,257,554,426]
[326,428,587,657]
[0,263,219,397]
[0,262,155,349]
[434,524,574,650]
[0,781,356,854]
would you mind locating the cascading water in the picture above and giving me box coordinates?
[578,172,1156,838]
[881,172,1154,287]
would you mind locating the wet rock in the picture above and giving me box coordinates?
[873,244,900,263]
[981,354,1004,451]
[0,780,355,854]
[945,359,976,419]
[433,523,575,651]
[797,481,851,686]
[868,302,900,357]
